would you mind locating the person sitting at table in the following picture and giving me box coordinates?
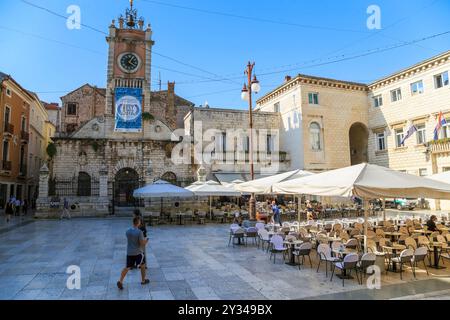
[427,215,438,232]
[306,200,314,221]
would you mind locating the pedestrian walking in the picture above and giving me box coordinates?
[117,216,149,290]
[22,200,28,216]
[5,201,13,223]
[271,200,282,226]
[134,209,148,269]
[14,199,21,217]
[60,198,71,220]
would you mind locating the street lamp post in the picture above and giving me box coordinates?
[241,62,261,221]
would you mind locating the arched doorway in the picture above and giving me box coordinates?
[161,172,177,185]
[349,123,369,165]
[114,168,140,207]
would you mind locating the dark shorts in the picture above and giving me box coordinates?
[126,254,145,268]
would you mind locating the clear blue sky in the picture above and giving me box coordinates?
[0,0,449,110]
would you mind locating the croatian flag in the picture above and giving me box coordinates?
[434,111,447,140]
[401,125,417,146]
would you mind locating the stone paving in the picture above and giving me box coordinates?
[0,217,449,300]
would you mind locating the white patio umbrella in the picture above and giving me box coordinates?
[273,163,450,252]
[235,169,314,194]
[133,180,194,214]
[186,180,241,219]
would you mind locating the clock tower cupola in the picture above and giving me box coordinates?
[105,0,154,116]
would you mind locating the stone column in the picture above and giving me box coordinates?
[35,164,50,217]
[97,165,109,215]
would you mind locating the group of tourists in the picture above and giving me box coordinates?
[4,197,28,223]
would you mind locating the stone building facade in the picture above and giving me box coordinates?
[0,72,32,207]
[368,50,450,209]
[60,84,106,135]
[35,2,450,217]
[256,74,369,172]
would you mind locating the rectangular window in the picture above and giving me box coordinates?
[5,88,11,97]
[308,93,319,105]
[395,128,404,148]
[443,167,450,172]
[419,168,428,177]
[391,88,402,102]
[416,124,426,144]
[373,95,383,107]
[4,106,10,130]
[221,132,226,153]
[376,132,386,151]
[2,140,8,163]
[410,80,424,96]
[274,102,280,113]
[267,134,274,153]
[67,103,77,116]
[434,71,449,89]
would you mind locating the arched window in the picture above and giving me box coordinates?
[77,172,91,196]
[310,122,322,151]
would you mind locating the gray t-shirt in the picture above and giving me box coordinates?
[126,227,144,256]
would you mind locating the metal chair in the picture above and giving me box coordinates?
[330,253,360,287]
[293,242,313,269]
[391,249,414,280]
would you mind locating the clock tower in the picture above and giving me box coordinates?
[105,0,154,118]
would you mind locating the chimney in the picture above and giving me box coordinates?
[285,75,292,83]
[167,82,176,129]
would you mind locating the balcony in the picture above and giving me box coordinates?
[20,131,29,143]
[3,123,14,135]
[428,139,450,154]
[1,160,12,171]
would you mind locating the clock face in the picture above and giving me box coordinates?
[119,53,140,73]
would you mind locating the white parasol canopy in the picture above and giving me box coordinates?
[273,163,450,252]
[235,169,314,194]
[133,180,194,198]
[273,163,450,200]
[186,180,241,219]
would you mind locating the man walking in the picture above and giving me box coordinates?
[117,216,149,290]
[272,200,282,226]
[60,198,71,220]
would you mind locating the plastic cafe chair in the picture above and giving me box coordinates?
[356,253,376,285]
[269,234,288,264]
[316,244,340,277]
[391,249,414,280]
[293,242,313,269]
[245,227,258,246]
[258,228,271,252]
[412,246,429,278]
[405,237,417,250]
[330,253,360,287]
[344,238,359,251]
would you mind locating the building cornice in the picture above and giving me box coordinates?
[256,74,368,106]
[369,50,450,90]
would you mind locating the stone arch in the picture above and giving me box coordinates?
[161,171,177,185]
[349,122,369,165]
[112,158,140,178]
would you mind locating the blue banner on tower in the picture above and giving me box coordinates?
[114,87,142,132]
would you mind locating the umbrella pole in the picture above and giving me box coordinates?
[363,198,369,254]
[160,197,163,215]
[297,195,301,223]
[209,196,212,221]
[382,198,386,222]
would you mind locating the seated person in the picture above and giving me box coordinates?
[426,215,438,232]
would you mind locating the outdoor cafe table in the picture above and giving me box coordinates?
[331,248,358,279]
[413,230,433,235]
[284,240,304,266]
[384,232,403,242]
[429,242,446,269]
[382,244,406,272]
